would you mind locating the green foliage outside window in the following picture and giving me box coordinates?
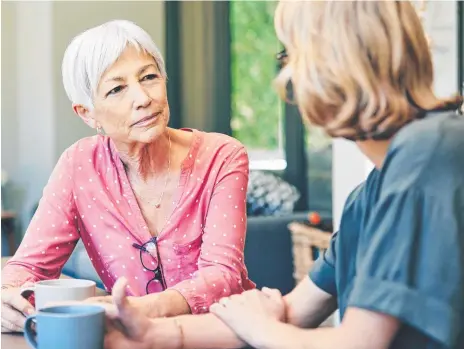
[230,0,283,151]
[230,0,333,214]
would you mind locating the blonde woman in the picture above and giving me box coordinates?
[99,2,463,349]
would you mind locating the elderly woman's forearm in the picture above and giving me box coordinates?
[2,149,79,287]
[141,289,191,318]
[2,256,66,287]
[150,314,246,349]
[1,264,41,288]
[170,264,250,315]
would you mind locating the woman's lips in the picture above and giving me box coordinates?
[131,112,161,127]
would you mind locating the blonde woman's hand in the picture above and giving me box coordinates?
[260,287,287,322]
[1,283,35,332]
[210,288,285,346]
[211,288,286,322]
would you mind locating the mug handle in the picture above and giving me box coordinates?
[24,315,38,348]
[20,285,35,299]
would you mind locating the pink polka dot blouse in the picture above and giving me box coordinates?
[2,128,256,313]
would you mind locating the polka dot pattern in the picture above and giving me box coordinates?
[2,129,256,313]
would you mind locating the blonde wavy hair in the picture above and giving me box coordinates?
[274,0,463,140]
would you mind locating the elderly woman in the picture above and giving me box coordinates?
[1,20,255,332]
[100,2,464,349]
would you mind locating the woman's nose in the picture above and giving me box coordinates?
[132,84,152,109]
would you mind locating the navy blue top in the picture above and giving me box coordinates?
[310,111,464,349]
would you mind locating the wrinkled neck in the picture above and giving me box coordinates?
[115,132,170,182]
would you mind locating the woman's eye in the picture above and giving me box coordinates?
[142,74,158,81]
[107,85,124,96]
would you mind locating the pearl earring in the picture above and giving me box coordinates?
[96,126,104,135]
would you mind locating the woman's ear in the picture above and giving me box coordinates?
[73,104,97,129]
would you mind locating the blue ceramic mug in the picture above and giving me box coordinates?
[24,305,105,349]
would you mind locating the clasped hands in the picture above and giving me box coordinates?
[100,278,287,349]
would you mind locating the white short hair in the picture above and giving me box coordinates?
[62,19,166,109]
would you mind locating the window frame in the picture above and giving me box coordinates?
[165,1,325,217]
[164,1,464,222]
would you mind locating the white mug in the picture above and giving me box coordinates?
[21,279,96,310]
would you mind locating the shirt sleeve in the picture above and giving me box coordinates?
[2,149,80,288]
[170,145,255,314]
[308,231,338,297]
[308,180,368,297]
[348,188,463,347]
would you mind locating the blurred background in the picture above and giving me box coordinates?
[1,0,463,291]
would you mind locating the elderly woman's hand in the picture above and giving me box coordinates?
[102,278,155,349]
[83,293,163,319]
[1,283,35,332]
[102,278,182,349]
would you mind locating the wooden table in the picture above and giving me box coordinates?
[2,332,29,349]
[1,257,107,349]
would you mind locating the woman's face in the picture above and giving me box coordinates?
[82,45,169,144]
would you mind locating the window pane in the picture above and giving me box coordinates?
[305,126,333,215]
[421,0,459,97]
[230,1,285,170]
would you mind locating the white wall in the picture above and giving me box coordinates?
[426,0,459,98]
[1,1,165,234]
[332,140,373,231]
[1,3,19,180]
[15,2,56,223]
